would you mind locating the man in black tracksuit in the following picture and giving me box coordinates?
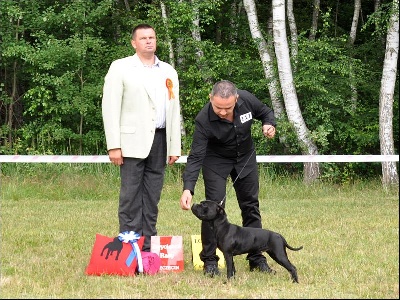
[179,80,277,277]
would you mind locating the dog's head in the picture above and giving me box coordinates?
[191,200,226,221]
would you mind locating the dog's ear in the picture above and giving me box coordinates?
[216,205,225,215]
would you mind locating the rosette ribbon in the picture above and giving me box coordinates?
[165,78,175,100]
[118,231,143,273]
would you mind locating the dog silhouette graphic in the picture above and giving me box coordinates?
[101,237,123,260]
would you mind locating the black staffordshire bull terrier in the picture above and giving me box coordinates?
[191,200,303,283]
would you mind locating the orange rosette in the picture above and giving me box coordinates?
[166,78,175,100]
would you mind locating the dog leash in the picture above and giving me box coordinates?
[218,147,256,206]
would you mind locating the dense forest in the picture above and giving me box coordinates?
[0,0,398,184]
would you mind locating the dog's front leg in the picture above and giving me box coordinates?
[224,253,235,279]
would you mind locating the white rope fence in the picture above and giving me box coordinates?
[0,155,398,163]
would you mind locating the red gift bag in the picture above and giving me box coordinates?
[150,236,184,273]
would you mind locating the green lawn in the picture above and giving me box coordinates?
[1,164,399,299]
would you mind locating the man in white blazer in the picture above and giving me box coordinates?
[102,24,181,252]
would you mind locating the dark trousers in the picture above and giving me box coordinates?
[199,165,267,265]
[118,129,167,251]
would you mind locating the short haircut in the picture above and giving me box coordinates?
[131,24,154,39]
[210,80,238,98]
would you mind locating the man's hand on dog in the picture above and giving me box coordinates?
[180,189,192,210]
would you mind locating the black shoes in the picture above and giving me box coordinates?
[249,261,275,273]
[203,264,220,277]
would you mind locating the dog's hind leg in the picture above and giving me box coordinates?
[267,250,299,283]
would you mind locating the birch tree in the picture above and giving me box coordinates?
[242,0,284,120]
[286,0,298,73]
[349,0,362,45]
[161,1,175,68]
[379,0,399,188]
[348,0,362,111]
[309,0,320,41]
[1,1,24,150]
[161,1,186,136]
[188,0,213,85]
[272,0,320,183]
[190,0,203,59]
[375,0,381,10]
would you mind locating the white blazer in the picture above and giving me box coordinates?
[102,54,181,159]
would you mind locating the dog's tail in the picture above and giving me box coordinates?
[286,244,303,251]
[282,236,303,251]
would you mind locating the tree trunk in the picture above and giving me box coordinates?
[161,1,176,68]
[243,0,284,119]
[348,0,362,111]
[8,17,22,150]
[243,0,294,154]
[286,0,298,73]
[349,0,361,45]
[161,1,186,137]
[272,0,320,183]
[374,0,381,11]
[8,61,17,149]
[379,0,399,188]
[309,0,320,40]
[189,0,204,59]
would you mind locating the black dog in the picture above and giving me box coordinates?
[101,237,123,260]
[191,200,303,283]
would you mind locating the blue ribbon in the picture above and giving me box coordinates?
[118,231,143,272]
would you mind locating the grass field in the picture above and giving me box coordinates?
[1,163,399,299]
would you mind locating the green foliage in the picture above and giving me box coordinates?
[1,0,112,155]
[0,0,398,183]
[361,2,393,38]
[294,34,388,157]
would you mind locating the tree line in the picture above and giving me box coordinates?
[0,0,398,186]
